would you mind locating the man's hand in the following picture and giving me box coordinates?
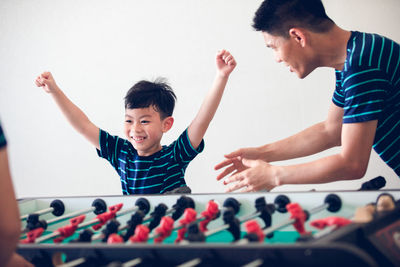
[217,158,279,192]
[35,71,58,93]
[214,147,263,181]
[216,49,236,77]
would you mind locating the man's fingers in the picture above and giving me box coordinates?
[225,179,247,193]
[224,150,242,159]
[214,158,234,170]
[222,172,244,185]
[216,165,237,181]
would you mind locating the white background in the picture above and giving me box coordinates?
[1,0,399,198]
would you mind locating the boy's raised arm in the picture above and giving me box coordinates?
[187,50,236,149]
[35,72,100,150]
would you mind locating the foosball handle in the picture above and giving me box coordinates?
[92,198,108,215]
[325,194,342,212]
[135,197,151,215]
[50,199,65,216]
[274,194,291,213]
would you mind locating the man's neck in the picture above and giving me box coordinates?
[313,25,352,70]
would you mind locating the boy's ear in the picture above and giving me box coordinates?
[162,116,174,133]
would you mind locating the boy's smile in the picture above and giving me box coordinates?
[124,106,173,157]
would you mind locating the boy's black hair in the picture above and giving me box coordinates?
[124,78,177,119]
[252,0,334,38]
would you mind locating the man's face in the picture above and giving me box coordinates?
[262,31,312,79]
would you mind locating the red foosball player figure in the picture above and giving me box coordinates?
[286,203,309,235]
[244,220,265,242]
[176,208,197,243]
[310,217,352,230]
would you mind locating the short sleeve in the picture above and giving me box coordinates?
[171,129,204,163]
[96,129,127,172]
[0,122,6,149]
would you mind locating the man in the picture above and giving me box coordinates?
[215,0,400,192]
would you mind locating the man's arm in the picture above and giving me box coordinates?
[222,119,377,192]
[216,103,343,180]
[260,103,343,162]
[35,72,100,150]
[187,50,236,149]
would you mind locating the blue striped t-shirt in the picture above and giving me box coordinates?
[0,122,6,149]
[333,31,400,176]
[97,128,204,194]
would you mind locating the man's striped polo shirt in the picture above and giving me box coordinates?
[333,31,400,176]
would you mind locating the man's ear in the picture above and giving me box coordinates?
[162,116,174,133]
[289,28,307,47]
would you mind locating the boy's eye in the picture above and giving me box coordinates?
[141,120,149,124]
[125,120,132,123]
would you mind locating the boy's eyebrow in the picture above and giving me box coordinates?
[124,114,152,119]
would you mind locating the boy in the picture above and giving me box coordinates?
[36,49,236,194]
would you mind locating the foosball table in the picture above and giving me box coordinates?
[17,190,400,267]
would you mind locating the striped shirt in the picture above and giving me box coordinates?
[97,128,204,195]
[333,31,400,176]
[0,122,6,149]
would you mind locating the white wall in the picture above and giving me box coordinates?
[1,0,399,198]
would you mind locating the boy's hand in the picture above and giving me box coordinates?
[216,49,236,77]
[35,71,58,93]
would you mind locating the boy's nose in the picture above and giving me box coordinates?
[132,123,142,132]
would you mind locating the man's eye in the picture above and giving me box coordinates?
[125,120,132,123]
[141,120,149,124]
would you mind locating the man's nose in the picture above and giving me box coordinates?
[275,54,282,63]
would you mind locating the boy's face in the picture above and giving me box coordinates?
[124,106,173,157]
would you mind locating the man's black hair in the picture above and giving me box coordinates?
[124,78,176,119]
[252,0,334,37]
